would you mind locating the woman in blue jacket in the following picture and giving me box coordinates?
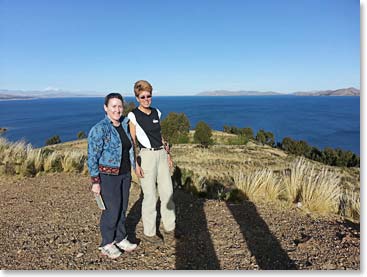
[87,93,137,259]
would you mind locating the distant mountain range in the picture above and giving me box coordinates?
[0,87,360,99]
[292,87,360,96]
[0,89,105,100]
[197,87,360,96]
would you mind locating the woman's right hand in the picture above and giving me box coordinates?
[91,183,101,195]
[135,165,144,178]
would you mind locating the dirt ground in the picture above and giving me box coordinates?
[0,173,360,270]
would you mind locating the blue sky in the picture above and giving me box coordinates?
[0,0,360,95]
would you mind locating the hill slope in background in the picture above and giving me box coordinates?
[1,87,360,99]
[0,89,105,99]
[196,87,360,96]
[292,87,360,96]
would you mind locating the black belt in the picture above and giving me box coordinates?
[141,146,164,151]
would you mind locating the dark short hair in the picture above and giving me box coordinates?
[104,93,124,106]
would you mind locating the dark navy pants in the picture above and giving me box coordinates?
[99,172,131,247]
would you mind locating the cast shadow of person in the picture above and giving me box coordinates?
[125,190,143,244]
[125,167,220,269]
[171,166,221,270]
[226,190,297,269]
[124,186,177,244]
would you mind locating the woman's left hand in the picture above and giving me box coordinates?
[167,154,173,169]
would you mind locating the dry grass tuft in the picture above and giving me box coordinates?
[0,135,360,222]
[0,138,87,175]
[235,169,281,202]
[340,189,360,221]
[283,157,342,214]
[61,151,86,173]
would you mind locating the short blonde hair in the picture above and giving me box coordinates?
[134,80,153,97]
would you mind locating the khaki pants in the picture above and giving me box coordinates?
[139,148,176,236]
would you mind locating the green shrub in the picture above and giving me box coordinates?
[223,126,254,140]
[225,188,248,203]
[20,157,36,177]
[44,152,63,172]
[242,127,254,140]
[255,129,266,144]
[45,135,61,146]
[161,112,190,144]
[227,134,249,145]
[122,102,136,116]
[194,121,213,147]
[256,129,275,146]
[77,131,87,139]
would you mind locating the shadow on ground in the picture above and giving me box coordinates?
[126,166,296,270]
[173,189,220,269]
[226,198,297,269]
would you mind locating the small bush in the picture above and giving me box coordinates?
[223,126,254,140]
[2,161,16,175]
[44,152,63,172]
[225,188,248,203]
[33,149,45,172]
[227,134,249,145]
[61,151,86,173]
[122,102,136,116]
[20,157,36,177]
[342,190,360,221]
[161,112,190,144]
[77,131,87,140]
[235,169,281,202]
[45,135,61,146]
[194,121,213,147]
[283,157,342,214]
[255,129,275,146]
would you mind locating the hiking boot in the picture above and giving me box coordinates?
[115,238,138,252]
[164,228,184,238]
[99,243,121,259]
[142,235,163,245]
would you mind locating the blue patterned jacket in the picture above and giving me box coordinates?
[87,116,135,184]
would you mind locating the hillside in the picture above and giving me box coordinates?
[196,87,360,96]
[0,89,105,99]
[292,87,360,96]
[0,135,360,269]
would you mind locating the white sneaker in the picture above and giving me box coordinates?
[116,238,138,252]
[99,243,121,259]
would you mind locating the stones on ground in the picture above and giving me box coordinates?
[0,173,360,270]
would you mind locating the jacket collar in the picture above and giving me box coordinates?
[103,115,129,127]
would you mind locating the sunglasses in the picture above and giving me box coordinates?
[139,95,152,100]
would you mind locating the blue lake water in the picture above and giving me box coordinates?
[0,96,360,154]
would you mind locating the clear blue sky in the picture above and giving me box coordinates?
[0,0,360,95]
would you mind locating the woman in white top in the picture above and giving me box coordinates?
[128,80,176,245]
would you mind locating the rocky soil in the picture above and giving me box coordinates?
[0,173,360,270]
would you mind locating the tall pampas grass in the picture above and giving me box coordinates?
[235,169,281,201]
[61,151,86,173]
[283,157,342,214]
